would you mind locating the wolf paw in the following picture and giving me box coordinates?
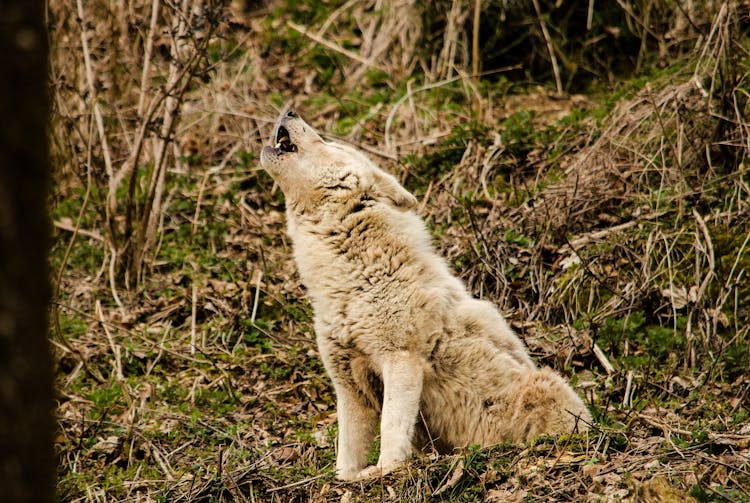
[335,467,361,481]
[353,461,401,480]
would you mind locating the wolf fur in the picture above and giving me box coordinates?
[260,111,591,481]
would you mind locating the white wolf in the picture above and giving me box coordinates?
[260,111,591,481]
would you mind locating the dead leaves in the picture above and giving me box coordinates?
[90,435,121,456]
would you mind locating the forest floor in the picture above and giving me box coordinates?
[50,1,750,501]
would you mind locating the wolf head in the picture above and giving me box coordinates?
[260,111,416,214]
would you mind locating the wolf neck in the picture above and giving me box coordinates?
[287,204,463,311]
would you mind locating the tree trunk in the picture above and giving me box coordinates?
[0,1,56,502]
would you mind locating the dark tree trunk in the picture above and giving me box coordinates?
[0,1,56,502]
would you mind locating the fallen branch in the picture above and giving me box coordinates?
[53,220,104,242]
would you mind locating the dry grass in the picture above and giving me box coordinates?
[50,1,750,501]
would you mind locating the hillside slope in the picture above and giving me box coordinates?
[50,1,749,501]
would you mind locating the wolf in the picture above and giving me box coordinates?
[260,110,591,481]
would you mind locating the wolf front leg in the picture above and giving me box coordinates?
[356,351,424,479]
[333,382,378,481]
[316,331,379,480]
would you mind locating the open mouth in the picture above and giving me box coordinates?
[274,126,297,153]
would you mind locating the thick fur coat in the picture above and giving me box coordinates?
[260,111,591,481]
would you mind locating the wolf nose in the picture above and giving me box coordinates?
[286,110,298,118]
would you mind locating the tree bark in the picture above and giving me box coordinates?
[0,1,56,502]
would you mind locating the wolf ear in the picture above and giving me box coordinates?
[369,169,417,210]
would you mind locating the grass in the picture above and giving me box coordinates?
[48,1,750,501]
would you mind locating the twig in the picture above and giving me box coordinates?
[692,2,728,80]
[315,0,359,38]
[191,262,199,355]
[563,221,638,250]
[434,458,465,496]
[724,229,750,298]
[138,0,160,119]
[146,330,169,377]
[614,0,661,41]
[121,90,163,245]
[96,300,124,381]
[192,170,213,238]
[118,0,162,248]
[138,8,188,277]
[250,272,263,323]
[75,0,116,216]
[417,180,433,214]
[266,473,327,492]
[150,443,176,481]
[223,462,251,503]
[436,0,468,80]
[49,320,106,386]
[592,343,616,374]
[53,220,103,242]
[638,413,692,437]
[622,370,634,408]
[692,209,715,306]
[472,0,482,117]
[108,243,125,312]
[287,21,388,73]
[531,0,563,96]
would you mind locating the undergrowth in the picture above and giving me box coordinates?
[50,1,750,501]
